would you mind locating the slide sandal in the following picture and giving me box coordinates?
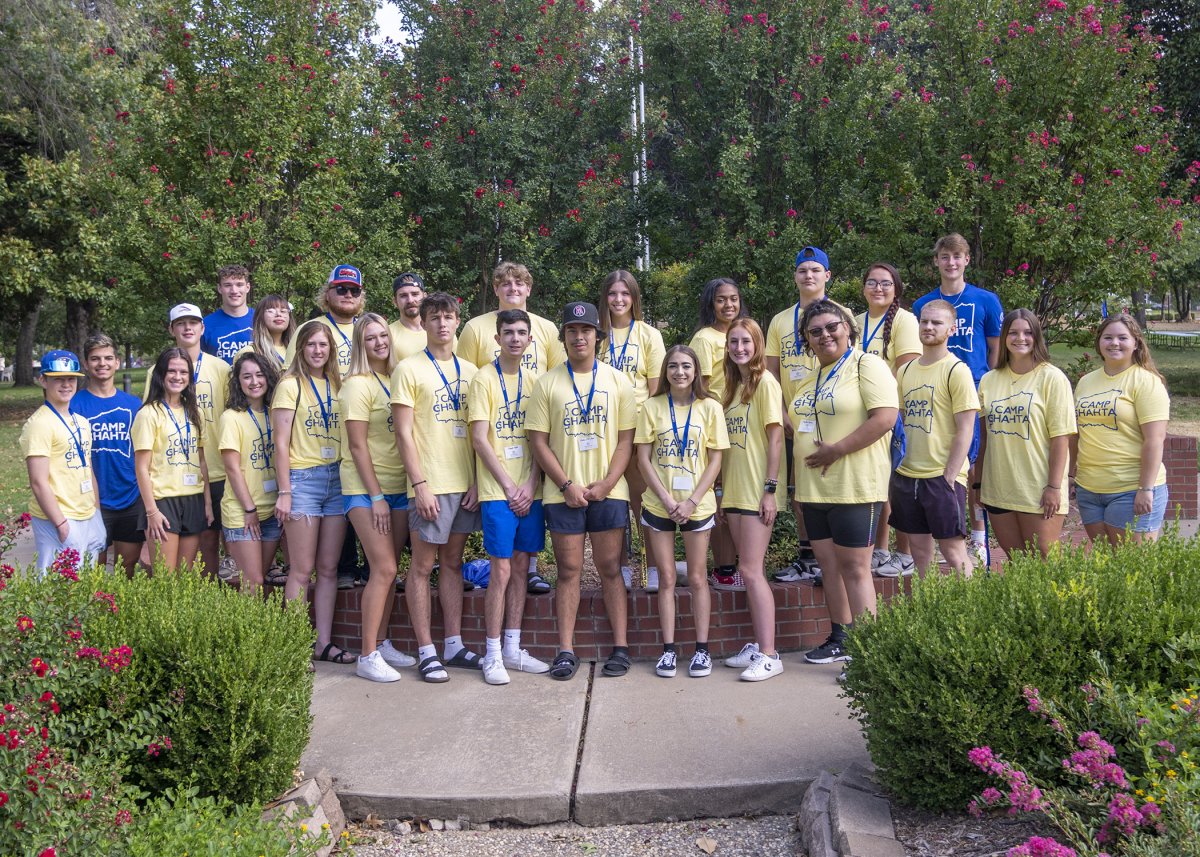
[419,655,450,683]
[549,651,580,681]
[601,650,631,678]
[444,649,483,670]
[314,643,355,665]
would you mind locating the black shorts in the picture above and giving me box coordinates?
[640,509,716,533]
[888,474,968,540]
[138,494,207,538]
[784,435,795,495]
[208,480,225,531]
[101,503,145,545]
[801,502,882,548]
[545,499,629,535]
[981,503,1012,515]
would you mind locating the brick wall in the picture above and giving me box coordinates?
[1164,434,1198,519]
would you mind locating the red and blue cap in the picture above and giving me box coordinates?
[40,350,85,377]
[327,264,363,287]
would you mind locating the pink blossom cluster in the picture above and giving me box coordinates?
[1007,836,1078,857]
[50,549,81,581]
[1062,731,1127,789]
[1099,792,1162,842]
[967,746,1047,813]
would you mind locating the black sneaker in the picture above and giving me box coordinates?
[804,636,849,664]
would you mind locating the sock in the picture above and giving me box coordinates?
[798,540,815,559]
[663,642,676,653]
[830,622,847,641]
[485,636,501,658]
[418,643,437,664]
[718,564,735,575]
[972,529,986,545]
[528,556,538,576]
[502,629,521,658]
[696,641,709,653]
[444,635,465,661]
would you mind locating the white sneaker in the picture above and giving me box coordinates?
[740,651,783,682]
[870,549,892,571]
[482,654,510,685]
[503,649,550,674]
[622,566,634,591]
[378,639,417,668]
[656,650,677,677]
[724,642,760,669]
[895,553,916,577]
[645,567,660,593]
[357,650,401,683]
[971,539,990,570]
[874,552,904,578]
[688,650,713,677]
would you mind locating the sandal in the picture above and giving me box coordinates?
[549,651,580,681]
[527,572,552,594]
[601,650,631,678]
[314,643,356,665]
[444,649,483,670]
[419,655,450,683]
[265,565,289,587]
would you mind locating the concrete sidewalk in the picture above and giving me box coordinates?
[302,654,868,827]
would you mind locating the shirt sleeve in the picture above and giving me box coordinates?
[1133,370,1171,424]
[342,377,373,422]
[858,354,901,411]
[131,407,158,452]
[949,362,981,413]
[691,333,715,379]
[644,326,666,382]
[758,376,783,427]
[271,377,300,412]
[1043,367,1077,438]
[454,319,483,367]
[634,400,655,445]
[706,400,730,450]
[219,411,242,452]
[19,412,52,459]
[893,311,922,359]
[616,375,638,431]
[390,363,417,408]
[983,291,1004,337]
[525,373,552,433]
[765,312,782,358]
[466,372,492,425]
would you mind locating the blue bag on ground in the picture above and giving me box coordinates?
[462,558,491,589]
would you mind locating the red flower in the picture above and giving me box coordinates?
[0,792,7,808]
[16,616,33,633]
[39,848,56,857]
[312,241,321,249]
[30,658,49,678]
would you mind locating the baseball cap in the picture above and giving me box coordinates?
[328,264,363,287]
[794,246,831,271]
[560,301,604,333]
[393,272,426,292]
[40,350,85,377]
[169,303,203,323]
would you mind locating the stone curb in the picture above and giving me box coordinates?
[264,768,346,857]
[796,762,904,857]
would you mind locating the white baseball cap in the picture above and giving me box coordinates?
[169,303,203,323]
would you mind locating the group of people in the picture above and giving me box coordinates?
[21,235,1172,686]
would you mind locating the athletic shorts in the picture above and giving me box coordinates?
[223,514,283,543]
[138,493,207,538]
[480,500,545,558]
[288,464,342,518]
[640,508,716,533]
[408,492,481,545]
[1076,484,1168,534]
[343,493,409,515]
[801,502,883,549]
[31,511,106,573]
[544,498,629,535]
[888,474,967,540]
[208,480,225,531]
[101,503,145,545]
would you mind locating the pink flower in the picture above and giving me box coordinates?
[786,208,797,218]
[1007,837,1076,857]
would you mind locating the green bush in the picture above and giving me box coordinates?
[89,567,316,806]
[843,537,1200,810]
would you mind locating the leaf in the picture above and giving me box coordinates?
[696,834,718,854]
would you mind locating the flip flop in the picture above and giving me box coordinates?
[601,650,631,678]
[444,649,483,670]
[549,651,580,681]
[314,643,355,665]
[419,655,450,683]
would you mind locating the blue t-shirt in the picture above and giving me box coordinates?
[201,308,255,364]
[70,388,142,510]
[911,283,1003,384]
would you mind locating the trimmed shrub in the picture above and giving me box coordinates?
[842,537,1200,810]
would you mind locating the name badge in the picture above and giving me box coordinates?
[672,474,695,491]
[320,446,337,459]
[577,434,599,452]
[796,419,817,434]
[504,445,524,460]
[183,473,199,486]
[263,479,278,494]
[80,478,93,494]
[789,367,808,381]
[452,425,468,439]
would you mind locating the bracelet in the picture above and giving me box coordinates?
[559,479,573,492]
[277,490,291,495]
[763,482,778,494]
[369,493,385,502]
[1045,485,1060,491]
[55,519,67,528]
[1138,486,1154,492]
[244,507,257,514]
[411,480,427,489]
[685,497,697,506]
[145,509,160,518]
[971,482,982,491]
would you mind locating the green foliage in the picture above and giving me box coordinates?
[842,536,1200,810]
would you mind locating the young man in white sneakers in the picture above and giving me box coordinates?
[468,309,550,685]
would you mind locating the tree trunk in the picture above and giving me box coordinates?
[64,296,97,358]
[13,294,44,386]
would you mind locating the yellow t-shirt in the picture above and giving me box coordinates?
[978,363,1076,514]
[131,402,204,499]
[272,375,342,470]
[766,299,858,404]
[790,351,898,504]
[20,406,96,521]
[467,364,540,503]
[218,408,277,523]
[456,310,565,376]
[689,326,729,403]
[285,316,356,377]
[192,352,230,483]
[1074,364,1169,494]
[526,361,638,504]
[601,320,666,405]
[391,319,440,361]
[856,308,921,372]
[722,372,784,513]
[897,354,980,485]
[390,352,478,494]
[636,395,729,519]
[340,373,406,496]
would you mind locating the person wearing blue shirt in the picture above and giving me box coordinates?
[71,333,144,575]
[201,264,255,363]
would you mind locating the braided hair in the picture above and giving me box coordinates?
[863,262,905,360]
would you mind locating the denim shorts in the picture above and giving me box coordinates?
[223,515,283,543]
[343,493,409,515]
[288,464,343,518]
[1076,484,1168,533]
[480,500,545,558]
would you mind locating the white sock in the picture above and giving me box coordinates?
[418,643,437,664]
[528,556,538,575]
[485,636,502,658]
[972,529,986,545]
[444,635,465,661]
[503,629,521,658]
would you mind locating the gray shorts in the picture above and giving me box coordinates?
[408,492,481,545]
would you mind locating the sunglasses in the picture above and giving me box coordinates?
[806,321,845,339]
[331,285,363,297]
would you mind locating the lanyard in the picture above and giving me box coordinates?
[308,375,333,430]
[325,313,354,353]
[793,296,830,354]
[667,392,694,455]
[814,349,853,401]
[248,407,272,469]
[193,351,203,384]
[425,348,463,410]
[862,314,887,352]
[373,370,390,399]
[608,319,635,372]
[568,361,598,424]
[164,404,192,463]
[494,359,523,414]
[45,403,87,466]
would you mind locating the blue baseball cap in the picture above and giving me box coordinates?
[794,246,830,271]
[327,264,363,287]
[40,350,84,377]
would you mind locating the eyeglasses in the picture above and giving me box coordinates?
[331,285,363,297]
[864,280,894,291]
[806,321,844,339]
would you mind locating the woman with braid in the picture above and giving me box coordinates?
[855,263,921,579]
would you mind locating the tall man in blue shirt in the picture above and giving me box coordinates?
[201,264,255,363]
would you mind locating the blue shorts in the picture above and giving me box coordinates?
[223,515,283,543]
[480,500,546,558]
[288,464,342,518]
[544,498,629,535]
[343,493,409,515]
[1076,484,1168,534]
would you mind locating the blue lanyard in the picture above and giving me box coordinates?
[494,359,523,414]
[667,392,694,454]
[425,349,462,411]
[793,296,829,354]
[308,375,333,430]
[164,404,192,463]
[862,314,887,352]
[608,319,635,372]
[193,351,203,384]
[567,361,598,423]
[248,407,272,469]
[372,371,390,399]
[45,403,88,467]
[326,313,354,353]
[814,349,853,401]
